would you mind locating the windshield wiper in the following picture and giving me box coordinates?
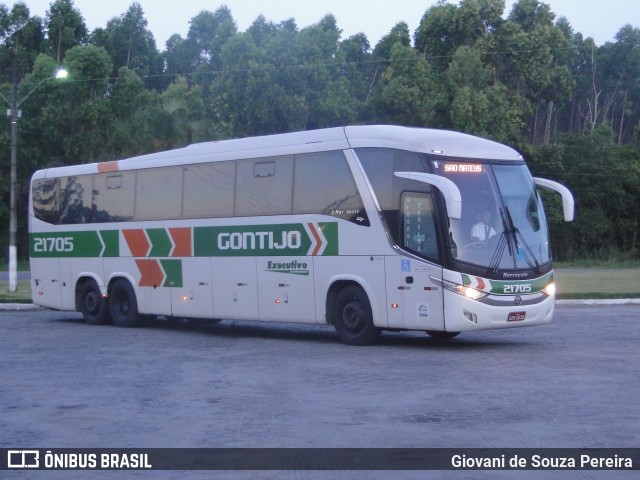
[488,208,512,274]
[505,206,542,274]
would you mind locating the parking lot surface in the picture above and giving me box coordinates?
[1,305,638,479]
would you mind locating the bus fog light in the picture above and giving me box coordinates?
[463,310,478,324]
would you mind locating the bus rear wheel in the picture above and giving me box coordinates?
[109,279,145,328]
[79,279,111,325]
[333,285,379,346]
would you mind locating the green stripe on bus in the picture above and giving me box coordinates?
[147,228,173,257]
[29,222,339,259]
[462,272,554,294]
[193,223,338,257]
[160,259,183,288]
[30,231,119,258]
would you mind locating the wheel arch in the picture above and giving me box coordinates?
[325,276,385,327]
[106,273,138,296]
[74,274,105,312]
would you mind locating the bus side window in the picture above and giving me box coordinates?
[93,171,136,222]
[402,192,439,261]
[183,161,235,219]
[134,166,182,221]
[60,175,93,224]
[32,178,60,224]
[235,156,293,216]
[293,151,366,224]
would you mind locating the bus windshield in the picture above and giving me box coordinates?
[433,160,551,271]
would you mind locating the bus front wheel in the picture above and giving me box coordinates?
[109,279,145,328]
[79,279,111,325]
[333,285,379,346]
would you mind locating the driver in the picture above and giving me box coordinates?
[471,210,496,242]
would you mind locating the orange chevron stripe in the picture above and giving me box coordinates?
[169,227,192,257]
[136,259,165,287]
[123,229,150,257]
[97,161,119,173]
[307,223,323,256]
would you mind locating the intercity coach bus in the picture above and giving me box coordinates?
[29,126,574,345]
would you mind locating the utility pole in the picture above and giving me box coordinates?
[8,55,20,292]
[3,56,67,292]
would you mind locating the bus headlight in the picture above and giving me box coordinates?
[461,285,487,300]
[431,277,488,301]
[542,281,556,297]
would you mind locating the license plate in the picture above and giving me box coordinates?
[508,311,526,322]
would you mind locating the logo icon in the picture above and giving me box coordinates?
[417,303,430,320]
[8,450,40,469]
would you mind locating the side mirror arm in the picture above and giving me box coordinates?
[394,172,462,219]
[533,177,575,222]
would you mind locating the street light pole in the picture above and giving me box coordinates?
[4,67,68,292]
[8,66,19,293]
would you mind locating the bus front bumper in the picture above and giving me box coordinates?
[443,290,555,332]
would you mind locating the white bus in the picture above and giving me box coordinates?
[29,125,574,345]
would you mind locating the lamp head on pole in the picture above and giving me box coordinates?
[55,68,68,79]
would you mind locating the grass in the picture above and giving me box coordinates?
[0,281,33,303]
[2,266,639,303]
[553,267,640,299]
[0,260,30,271]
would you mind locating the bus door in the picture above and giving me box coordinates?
[385,191,445,331]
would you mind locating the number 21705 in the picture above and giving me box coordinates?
[33,237,74,253]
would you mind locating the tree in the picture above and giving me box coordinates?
[0,3,45,262]
[596,26,640,144]
[94,2,161,79]
[485,0,574,143]
[163,33,191,77]
[338,32,373,117]
[161,76,207,144]
[368,42,444,126]
[34,45,113,163]
[415,0,505,70]
[186,5,237,90]
[44,0,88,62]
[0,2,45,77]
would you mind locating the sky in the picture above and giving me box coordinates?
[19,0,639,49]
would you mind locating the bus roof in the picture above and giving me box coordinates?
[33,125,523,179]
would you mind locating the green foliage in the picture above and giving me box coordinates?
[44,0,88,61]
[0,0,638,262]
[369,43,444,126]
[529,126,640,260]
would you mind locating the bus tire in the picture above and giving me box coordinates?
[333,285,379,346]
[109,279,144,328]
[79,279,111,325]
[426,330,460,340]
